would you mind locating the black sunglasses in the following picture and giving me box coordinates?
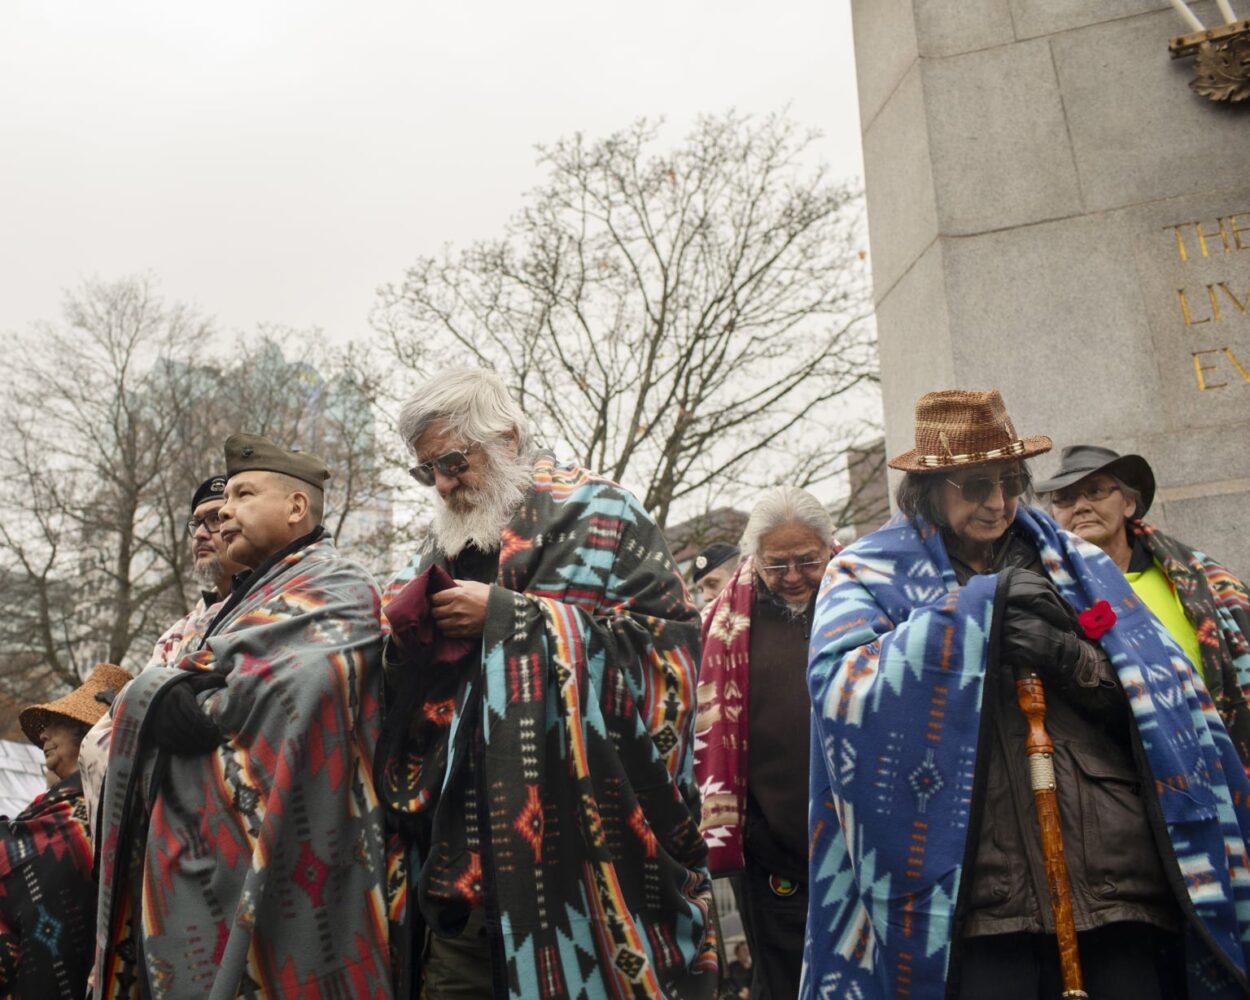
[408,444,477,487]
[945,472,1028,504]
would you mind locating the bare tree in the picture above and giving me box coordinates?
[373,111,879,529]
[0,279,400,701]
[0,277,212,696]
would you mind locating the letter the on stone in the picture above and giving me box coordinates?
[1195,218,1233,258]
[1167,223,1193,262]
[1231,215,1250,252]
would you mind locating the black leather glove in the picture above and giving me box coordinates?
[1000,602,1083,679]
[1001,568,1079,633]
[149,682,223,756]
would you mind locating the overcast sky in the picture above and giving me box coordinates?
[1,1,863,343]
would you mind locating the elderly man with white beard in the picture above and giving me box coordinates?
[376,368,716,1000]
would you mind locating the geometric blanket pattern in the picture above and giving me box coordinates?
[381,456,717,999]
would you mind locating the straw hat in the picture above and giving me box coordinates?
[19,662,133,745]
[888,389,1052,473]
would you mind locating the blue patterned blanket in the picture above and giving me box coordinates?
[804,506,1250,999]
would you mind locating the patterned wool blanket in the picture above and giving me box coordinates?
[1130,519,1250,769]
[804,507,1250,1000]
[93,534,393,1000]
[379,456,716,1000]
[0,772,95,999]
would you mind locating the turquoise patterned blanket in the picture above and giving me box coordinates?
[804,507,1250,999]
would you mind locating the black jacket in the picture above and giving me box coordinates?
[951,527,1179,937]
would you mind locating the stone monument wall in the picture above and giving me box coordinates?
[853,0,1250,577]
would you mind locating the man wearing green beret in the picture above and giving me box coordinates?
[94,433,395,999]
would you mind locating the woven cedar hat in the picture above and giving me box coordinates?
[889,389,1052,473]
[19,662,133,745]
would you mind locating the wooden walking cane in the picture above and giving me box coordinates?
[1015,666,1089,999]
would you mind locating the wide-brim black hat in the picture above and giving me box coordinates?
[1034,445,1155,517]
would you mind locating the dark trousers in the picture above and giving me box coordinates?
[957,923,1187,1000]
[421,908,494,999]
[734,861,807,1000]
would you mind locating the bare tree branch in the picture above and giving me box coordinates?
[374,110,880,532]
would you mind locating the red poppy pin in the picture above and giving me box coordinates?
[1078,600,1117,640]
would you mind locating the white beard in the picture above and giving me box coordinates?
[431,450,532,558]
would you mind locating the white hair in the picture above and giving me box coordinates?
[739,485,834,559]
[397,367,531,456]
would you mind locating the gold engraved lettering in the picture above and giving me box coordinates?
[1232,215,1250,252]
[1207,284,1224,323]
[1217,282,1250,315]
[1193,350,1228,390]
[1167,224,1193,262]
[1224,348,1250,383]
[1195,218,1233,258]
[1178,288,1211,326]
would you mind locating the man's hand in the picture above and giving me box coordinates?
[149,682,223,756]
[1000,603,1081,678]
[431,580,491,638]
[1001,569,1079,632]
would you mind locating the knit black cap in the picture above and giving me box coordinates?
[692,543,740,583]
[224,433,330,489]
[190,474,227,513]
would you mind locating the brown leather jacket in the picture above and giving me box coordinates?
[951,528,1180,937]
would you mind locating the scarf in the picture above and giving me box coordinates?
[693,558,756,876]
[804,507,1250,999]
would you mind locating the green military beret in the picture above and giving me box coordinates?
[224,432,330,489]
